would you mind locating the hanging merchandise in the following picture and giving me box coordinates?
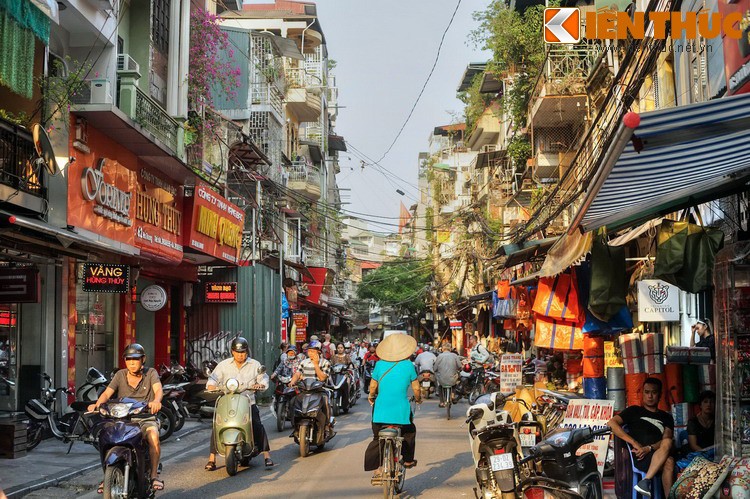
[532,271,581,321]
[682,364,700,403]
[619,332,644,374]
[625,372,648,407]
[583,377,607,399]
[641,332,665,374]
[514,286,532,327]
[583,306,634,335]
[654,208,724,293]
[493,281,518,319]
[627,259,655,311]
[534,314,584,350]
[588,229,628,322]
[582,335,605,377]
[607,367,626,411]
[665,363,684,405]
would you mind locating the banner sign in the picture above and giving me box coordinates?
[81,263,130,293]
[281,318,288,344]
[637,280,679,322]
[562,399,615,476]
[500,353,523,394]
[0,268,40,303]
[604,341,623,369]
[134,167,183,263]
[205,282,238,304]
[450,320,463,330]
[293,311,308,341]
[184,181,245,264]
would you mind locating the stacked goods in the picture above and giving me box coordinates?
[619,333,644,374]
[607,366,626,411]
[584,377,607,399]
[665,346,711,364]
[665,363,684,405]
[671,402,691,448]
[582,335,606,399]
[683,364,700,403]
[641,333,664,374]
[625,372,648,407]
[565,353,582,388]
[698,364,716,392]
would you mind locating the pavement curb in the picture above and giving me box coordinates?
[5,423,209,499]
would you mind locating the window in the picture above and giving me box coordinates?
[152,0,169,53]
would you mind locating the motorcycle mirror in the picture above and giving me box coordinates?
[258,366,266,374]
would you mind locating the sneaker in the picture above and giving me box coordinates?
[634,479,652,497]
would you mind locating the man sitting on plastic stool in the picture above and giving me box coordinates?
[608,377,675,498]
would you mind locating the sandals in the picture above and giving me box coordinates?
[205,461,217,471]
[404,460,418,469]
[265,458,274,468]
[151,478,165,491]
[97,481,104,494]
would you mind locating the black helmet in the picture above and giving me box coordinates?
[123,343,146,360]
[231,337,249,353]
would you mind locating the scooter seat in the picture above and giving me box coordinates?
[379,427,400,438]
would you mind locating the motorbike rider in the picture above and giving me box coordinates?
[271,345,299,381]
[88,344,164,493]
[433,344,462,408]
[289,340,334,435]
[414,346,436,373]
[365,333,422,479]
[468,334,492,364]
[332,343,354,367]
[364,342,380,363]
[204,337,273,470]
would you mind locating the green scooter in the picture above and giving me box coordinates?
[212,375,262,476]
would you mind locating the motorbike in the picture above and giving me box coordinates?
[465,392,527,499]
[211,377,260,476]
[518,426,611,499]
[363,359,377,394]
[329,363,357,416]
[272,375,297,432]
[161,383,189,432]
[417,370,436,399]
[25,373,100,452]
[291,378,335,457]
[96,398,159,499]
[77,367,108,402]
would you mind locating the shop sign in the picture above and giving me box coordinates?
[604,341,623,369]
[184,181,245,264]
[140,285,168,312]
[500,353,523,394]
[293,311,308,341]
[562,399,615,476]
[81,159,133,226]
[637,279,679,322]
[719,0,750,95]
[134,168,183,263]
[450,320,463,330]
[205,282,238,304]
[82,263,130,293]
[281,318,288,343]
[0,268,40,303]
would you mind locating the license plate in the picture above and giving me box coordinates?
[490,453,514,471]
[422,381,431,388]
[519,433,536,447]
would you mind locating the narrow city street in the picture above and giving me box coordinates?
[27,396,476,499]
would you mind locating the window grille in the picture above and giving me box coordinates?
[152,0,169,53]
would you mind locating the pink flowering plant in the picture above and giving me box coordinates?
[188,8,241,142]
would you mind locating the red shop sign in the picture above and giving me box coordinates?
[0,268,40,303]
[184,181,245,264]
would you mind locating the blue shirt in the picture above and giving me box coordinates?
[372,360,417,425]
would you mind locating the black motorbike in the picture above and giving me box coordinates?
[272,374,297,432]
[291,378,335,457]
[96,398,160,499]
[363,359,377,394]
[329,363,357,416]
[518,426,611,499]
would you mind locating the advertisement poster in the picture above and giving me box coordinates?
[500,353,523,394]
[134,167,183,263]
[637,280,680,322]
[562,399,615,476]
[281,318,288,344]
[293,311,308,342]
[718,0,750,95]
[184,181,245,264]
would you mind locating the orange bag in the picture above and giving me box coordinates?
[625,372,648,407]
[497,280,511,298]
[532,271,581,321]
[583,336,605,378]
[665,363,683,404]
[534,314,584,351]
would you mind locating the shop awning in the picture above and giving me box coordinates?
[466,290,494,304]
[260,254,314,280]
[257,32,304,60]
[576,93,750,232]
[474,149,506,169]
[499,238,557,268]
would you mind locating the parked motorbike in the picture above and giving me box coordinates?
[25,373,100,452]
[96,398,160,499]
[518,426,611,499]
[161,383,189,432]
[417,370,436,399]
[77,367,108,402]
[272,375,296,432]
[210,377,260,476]
[329,363,357,415]
[291,378,335,457]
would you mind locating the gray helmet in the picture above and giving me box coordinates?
[231,337,249,353]
[122,343,146,360]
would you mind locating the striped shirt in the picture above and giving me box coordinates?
[298,358,331,381]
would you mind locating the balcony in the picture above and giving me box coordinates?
[284,63,323,124]
[287,160,321,200]
[71,71,190,182]
[186,109,244,184]
[303,245,326,268]
[0,118,45,212]
[528,46,596,127]
[532,150,577,182]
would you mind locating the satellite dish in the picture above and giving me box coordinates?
[31,123,61,176]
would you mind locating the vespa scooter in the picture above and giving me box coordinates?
[212,377,260,476]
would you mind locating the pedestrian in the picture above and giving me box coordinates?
[364,333,422,479]
[204,337,274,470]
[322,333,336,360]
[690,319,715,361]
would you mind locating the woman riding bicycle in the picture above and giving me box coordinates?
[364,333,422,480]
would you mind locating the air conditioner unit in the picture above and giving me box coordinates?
[260,240,274,251]
[89,79,113,104]
[117,54,140,74]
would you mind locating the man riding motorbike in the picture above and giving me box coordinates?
[88,343,165,493]
[433,344,462,408]
[204,337,274,470]
[271,345,299,381]
[289,340,334,435]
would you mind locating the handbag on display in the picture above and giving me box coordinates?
[588,229,627,322]
[532,271,581,322]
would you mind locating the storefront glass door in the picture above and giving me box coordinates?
[75,279,118,388]
[0,304,18,412]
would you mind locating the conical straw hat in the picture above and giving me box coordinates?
[376,334,417,362]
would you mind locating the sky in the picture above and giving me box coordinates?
[311,0,493,232]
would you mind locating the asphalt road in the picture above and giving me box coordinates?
[27,393,479,498]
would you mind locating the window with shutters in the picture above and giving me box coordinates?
[152,0,169,53]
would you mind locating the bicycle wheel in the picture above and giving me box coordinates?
[382,439,395,499]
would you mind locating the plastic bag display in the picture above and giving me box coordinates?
[534,314,584,351]
[532,271,581,322]
[588,229,627,322]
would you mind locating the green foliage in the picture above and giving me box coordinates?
[458,74,494,136]
[483,209,504,240]
[507,136,532,171]
[40,56,91,127]
[530,186,546,211]
[0,108,29,126]
[425,207,434,243]
[357,262,431,316]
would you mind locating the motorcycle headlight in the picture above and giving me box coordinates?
[110,403,132,418]
[99,406,110,416]
[226,378,240,392]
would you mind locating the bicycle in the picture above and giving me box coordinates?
[375,425,405,499]
[442,385,454,420]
